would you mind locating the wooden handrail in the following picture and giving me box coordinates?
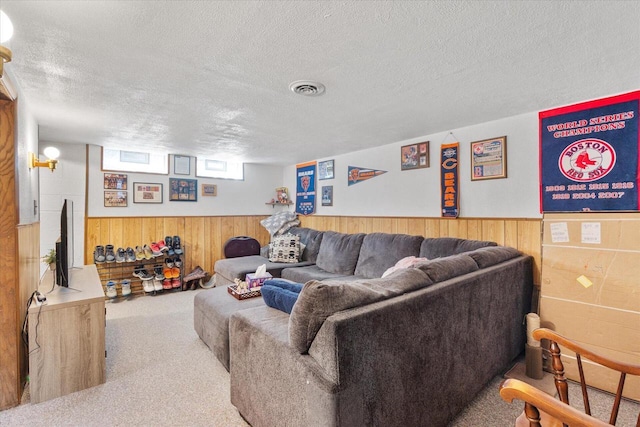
[500,378,610,427]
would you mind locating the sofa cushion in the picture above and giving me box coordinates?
[281,265,352,283]
[315,231,365,275]
[467,246,520,268]
[289,268,432,353]
[287,227,324,262]
[413,253,479,283]
[419,237,497,259]
[353,232,424,279]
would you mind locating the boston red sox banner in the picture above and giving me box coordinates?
[296,161,316,215]
[440,142,459,218]
[539,91,640,212]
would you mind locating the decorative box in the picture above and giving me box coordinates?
[246,272,272,289]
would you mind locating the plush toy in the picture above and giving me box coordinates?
[234,278,249,293]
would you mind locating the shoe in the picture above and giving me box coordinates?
[94,246,106,263]
[174,257,182,268]
[153,264,164,276]
[105,245,116,263]
[153,275,164,291]
[173,236,183,255]
[133,266,153,280]
[171,267,180,280]
[165,236,175,256]
[125,247,136,262]
[121,279,132,296]
[105,280,117,298]
[142,245,153,260]
[115,247,126,263]
[150,242,162,257]
[135,246,145,261]
[142,278,155,293]
[162,278,173,290]
[158,240,168,252]
[172,278,181,289]
[165,258,174,269]
[183,266,206,282]
[189,279,200,291]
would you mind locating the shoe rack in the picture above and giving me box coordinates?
[95,250,185,297]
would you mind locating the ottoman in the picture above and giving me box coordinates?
[194,285,265,371]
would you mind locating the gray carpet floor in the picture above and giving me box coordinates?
[1,289,638,426]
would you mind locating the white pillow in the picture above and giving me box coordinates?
[381,256,429,278]
[268,234,301,263]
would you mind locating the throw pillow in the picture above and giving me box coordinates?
[381,255,429,278]
[261,284,301,314]
[268,234,301,263]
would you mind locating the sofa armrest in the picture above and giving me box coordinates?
[307,255,533,426]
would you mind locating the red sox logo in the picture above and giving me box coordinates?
[558,138,616,182]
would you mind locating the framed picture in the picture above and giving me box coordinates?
[401,142,429,170]
[169,178,198,201]
[470,136,507,180]
[318,160,335,180]
[202,184,217,196]
[173,155,191,175]
[276,187,289,203]
[133,182,163,203]
[104,191,127,207]
[321,185,333,206]
[104,173,128,190]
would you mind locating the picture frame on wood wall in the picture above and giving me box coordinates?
[104,191,128,207]
[401,142,429,170]
[470,136,507,181]
[169,178,198,201]
[133,182,163,204]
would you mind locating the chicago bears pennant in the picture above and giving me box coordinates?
[539,91,640,212]
[441,143,459,218]
[296,161,316,215]
[347,166,387,186]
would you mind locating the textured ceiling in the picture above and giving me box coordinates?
[2,1,639,165]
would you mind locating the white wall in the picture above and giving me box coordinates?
[39,142,87,274]
[284,111,541,218]
[86,145,284,216]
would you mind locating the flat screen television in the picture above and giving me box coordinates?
[55,199,74,287]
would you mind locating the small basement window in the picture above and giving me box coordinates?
[102,148,169,174]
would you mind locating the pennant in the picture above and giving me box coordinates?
[347,166,387,186]
[296,161,316,215]
[539,90,640,212]
[440,143,459,218]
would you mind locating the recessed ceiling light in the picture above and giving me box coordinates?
[289,80,326,97]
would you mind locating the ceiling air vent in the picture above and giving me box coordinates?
[289,80,325,96]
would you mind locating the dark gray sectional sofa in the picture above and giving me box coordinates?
[193,227,533,427]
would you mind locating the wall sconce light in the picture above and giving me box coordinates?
[0,10,13,78]
[29,147,60,172]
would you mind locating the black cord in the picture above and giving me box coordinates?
[22,290,43,354]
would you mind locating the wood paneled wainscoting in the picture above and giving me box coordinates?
[85,215,541,288]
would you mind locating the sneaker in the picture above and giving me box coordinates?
[162,278,173,290]
[153,275,164,291]
[173,257,182,268]
[142,245,153,260]
[135,246,145,261]
[142,278,155,293]
[105,280,117,298]
[133,266,153,280]
[121,279,132,296]
[150,242,162,257]
[172,278,181,289]
[125,247,136,262]
[115,247,126,263]
[153,264,164,276]
[158,240,168,252]
[165,258,174,269]
[171,267,180,280]
[173,236,183,255]
[105,245,116,263]
[94,245,106,263]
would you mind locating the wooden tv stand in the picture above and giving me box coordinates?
[28,264,106,403]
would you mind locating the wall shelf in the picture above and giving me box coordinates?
[265,201,293,208]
